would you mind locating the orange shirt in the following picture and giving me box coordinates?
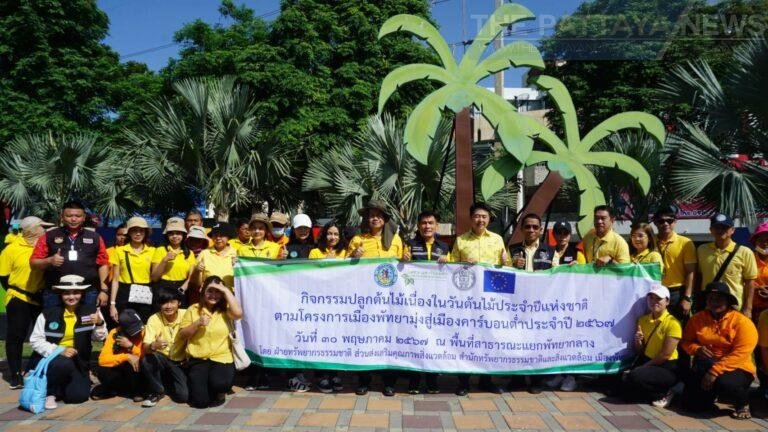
[681,309,757,377]
[98,328,145,368]
[752,253,768,317]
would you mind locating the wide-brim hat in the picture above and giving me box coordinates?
[187,226,208,240]
[126,216,151,231]
[52,274,90,291]
[269,212,289,226]
[20,216,54,231]
[208,222,235,239]
[704,281,739,306]
[750,222,768,245]
[163,217,187,234]
[357,198,390,219]
[249,213,274,233]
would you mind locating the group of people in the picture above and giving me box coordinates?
[1,199,767,419]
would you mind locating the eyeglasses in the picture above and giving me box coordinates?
[655,218,676,225]
[523,224,540,230]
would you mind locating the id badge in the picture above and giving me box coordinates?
[68,250,78,261]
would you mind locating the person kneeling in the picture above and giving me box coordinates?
[92,309,145,401]
[140,288,188,407]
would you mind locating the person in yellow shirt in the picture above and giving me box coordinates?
[451,202,509,266]
[4,222,20,245]
[228,218,252,251]
[629,223,664,274]
[0,216,53,388]
[105,224,127,286]
[653,205,697,319]
[179,276,243,408]
[348,199,403,260]
[109,216,155,323]
[581,205,630,265]
[194,222,238,290]
[621,284,682,408]
[309,220,349,260]
[151,217,195,306]
[238,214,282,260]
[696,213,757,316]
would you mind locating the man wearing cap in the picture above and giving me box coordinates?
[92,309,146,401]
[30,200,111,309]
[580,205,630,266]
[653,205,697,318]
[696,213,757,316]
[194,222,238,289]
[681,281,758,420]
[451,202,509,266]
[0,216,53,388]
[268,212,291,248]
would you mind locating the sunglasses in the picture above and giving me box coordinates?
[655,218,676,225]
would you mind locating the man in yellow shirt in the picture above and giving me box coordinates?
[653,205,697,318]
[451,202,510,266]
[581,205,630,265]
[696,213,757,317]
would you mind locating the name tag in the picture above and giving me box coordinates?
[81,314,93,324]
[83,238,94,244]
[68,250,78,261]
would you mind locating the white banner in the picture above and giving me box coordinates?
[234,259,660,374]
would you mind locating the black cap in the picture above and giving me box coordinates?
[118,309,144,337]
[552,221,571,234]
[709,213,734,228]
[208,222,235,238]
[654,204,678,219]
[703,281,738,306]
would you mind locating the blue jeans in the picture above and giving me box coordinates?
[43,289,99,309]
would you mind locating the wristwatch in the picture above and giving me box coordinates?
[682,295,692,302]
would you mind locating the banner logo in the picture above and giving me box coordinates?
[451,267,476,290]
[373,263,397,287]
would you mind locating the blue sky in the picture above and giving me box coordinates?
[97,0,581,86]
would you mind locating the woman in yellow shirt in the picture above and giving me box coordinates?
[309,221,348,259]
[348,199,402,260]
[109,217,155,323]
[151,217,195,306]
[179,275,243,408]
[238,214,282,260]
[193,223,237,289]
[629,223,663,274]
[105,223,127,286]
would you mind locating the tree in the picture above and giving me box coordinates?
[124,76,294,221]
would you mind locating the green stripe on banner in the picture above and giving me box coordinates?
[235,257,661,281]
[246,351,634,375]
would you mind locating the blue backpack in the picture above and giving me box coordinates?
[19,346,66,413]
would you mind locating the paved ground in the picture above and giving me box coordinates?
[0,373,767,431]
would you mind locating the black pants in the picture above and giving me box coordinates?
[96,363,143,397]
[116,282,153,322]
[5,297,41,375]
[623,360,678,402]
[141,353,189,402]
[683,368,753,411]
[187,359,234,408]
[457,374,494,389]
[47,356,91,403]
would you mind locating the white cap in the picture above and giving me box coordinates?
[292,214,312,229]
[187,225,207,240]
[648,284,670,300]
[20,216,54,230]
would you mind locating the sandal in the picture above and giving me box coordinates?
[730,405,751,420]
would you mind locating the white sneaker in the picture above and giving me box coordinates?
[44,395,57,410]
[651,390,674,409]
[543,374,564,389]
[560,375,577,392]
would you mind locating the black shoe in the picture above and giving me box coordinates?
[90,385,116,400]
[455,387,469,396]
[142,393,163,407]
[8,373,23,390]
[528,385,543,395]
[479,381,503,394]
[383,386,396,397]
[355,385,369,396]
[408,386,421,395]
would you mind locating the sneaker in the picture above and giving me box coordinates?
[651,391,674,409]
[543,374,564,389]
[44,395,57,410]
[8,373,23,390]
[382,386,396,397]
[331,376,343,392]
[559,375,577,392]
[318,378,333,394]
[288,374,310,392]
[355,385,369,396]
[142,393,164,407]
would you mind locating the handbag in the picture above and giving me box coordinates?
[125,251,153,305]
[227,320,251,371]
[19,346,66,413]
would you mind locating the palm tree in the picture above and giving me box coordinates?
[659,37,768,225]
[482,75,666,236]
[377,4,544,165]
[124,76,294,221]
[0,132,137,220]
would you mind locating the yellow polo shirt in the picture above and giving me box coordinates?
[450,229,505,265]
[151,246,195,282]
[632,249,664,274]
[656,232,697,289]
[697,241,757,309]
[4,232,18,245]
[229,238,251,252]
[0,237,43,305]
[308,248,349,259]
[196,247,237,288]
[237,240,281,260]
[180,304,233,364]
[143,309,187,361]
[581,229,630,263]
[348,233,403,258]
[637,309,682,360]
[60,310,77,348]
[110,244,155,284]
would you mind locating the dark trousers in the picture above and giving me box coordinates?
[46,356,91,403]
[623,361,678,402]
[141,353,189,402]
[5,298,41,375]
[457,374,494,389]
[381,371,437,389]
[683,369,753,410]
[43,288,98,309]
[187,359,234,408]
[96,363,143,397]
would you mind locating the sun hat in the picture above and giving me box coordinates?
[292,214,312,229]
[163,217,187,234]
[118,309,144,337]
[750,222,768,244]
[357,198,390,219]
[648,283,670,300]
[269,212,290,226]
[187,226,207,240]
[126,216,150,231]
[52,274,90,291]
[249,213,274,233]
[20,216,54,231]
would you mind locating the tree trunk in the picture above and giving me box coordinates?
[507,171,564,245]
[455,108,474,234]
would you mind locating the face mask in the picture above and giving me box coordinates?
[756,246,767,256]
[272,228,285,237]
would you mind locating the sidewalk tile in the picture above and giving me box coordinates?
[598,399,643,412]
[224,396,265,409]
[414,400,450,412]
[195,412,238,425]
[507,398,546,412]
[349,413,389,428]
[247,412,289,427]
[658,414,709,430]
[0,392,20,403]
[459,399,497,411]
[42,405,95,420]
[58,425,102,432]
[712,416,763,430]
[271,397,309,409]
[553,399,595,413]
[553,414,602,430]
[145,408,190,424]
[452,414,494,429]
[298,412,339,427]
[402,415,442,428]
[318,397,356,410]
[553,391,585,398]
[507,391,538,399]
[606,414,658,430]
[96,407,143,421]
[367,399,402,411]
[503,414,547,430]
[13,425,50,432]
[115,428,157,432]
[0,407,34,421]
